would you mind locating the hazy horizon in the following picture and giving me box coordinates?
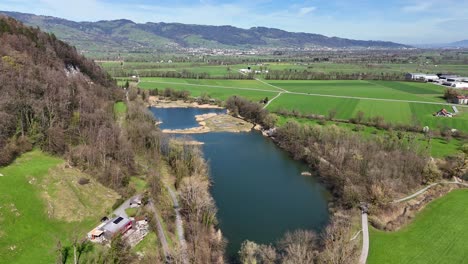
[1,0,468,45]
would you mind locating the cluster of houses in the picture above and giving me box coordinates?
[239,67,269,74]
[406,73,468,89]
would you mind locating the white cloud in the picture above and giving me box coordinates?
[402,2,432,12]
[298,6,316,16]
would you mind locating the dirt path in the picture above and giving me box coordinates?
[392,181,468,203]
[359,212,369,264]
[113,195,140,218]
[167,186,189,264]
[148,200,171,260]
[263,92,283,109]
[140,79,468,108]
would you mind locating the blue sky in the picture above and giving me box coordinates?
[1,0,468,44]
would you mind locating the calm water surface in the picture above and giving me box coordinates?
[149,107,225,130]
[150,107,329,257]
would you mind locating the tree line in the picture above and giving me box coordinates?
[265,70,406,81]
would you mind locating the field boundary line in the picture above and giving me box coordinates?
[264,92,283,109]
[142,80,279,94]
[285,91,468,107]
[254,77,289,92]
[141,79,468,107]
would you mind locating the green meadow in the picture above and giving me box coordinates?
[368,189,468,264]
[0,151,118,264]
[139,77,278,100]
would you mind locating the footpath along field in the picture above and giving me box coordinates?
[368,189,468,264]
[138,77,468,131]
[138,77,279,100]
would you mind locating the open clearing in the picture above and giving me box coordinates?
[368,189,468,264]
[0,150,119,264]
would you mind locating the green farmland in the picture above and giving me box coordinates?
[139,77,279,100]
[368,189,468,264]
[139,78,468,131]
[100,61,468,78]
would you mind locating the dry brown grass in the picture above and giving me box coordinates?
[40,163,120,222]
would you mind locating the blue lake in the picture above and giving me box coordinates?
[149,107,226,130]
[150,107,329,258]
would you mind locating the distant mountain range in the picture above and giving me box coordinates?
[0,11,411,53]
[415,40,468,49]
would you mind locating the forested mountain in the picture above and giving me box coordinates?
[0,15,133,187]
[0,11,409,53]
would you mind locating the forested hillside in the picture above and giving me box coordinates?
[0,15,134,188]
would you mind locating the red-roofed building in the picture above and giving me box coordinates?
[455,96,468,105]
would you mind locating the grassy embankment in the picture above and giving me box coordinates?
[0,150,119,264]
[368,189,468,264]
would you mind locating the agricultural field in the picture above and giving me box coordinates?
[368,189,468,264]
[138,77,468,131]
[267,80,446,102]
[138,77,278,100]
[100,60,468,78]
[0,151,119,264]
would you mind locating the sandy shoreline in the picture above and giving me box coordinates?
[148,97,223,109]
[162,113,253,134]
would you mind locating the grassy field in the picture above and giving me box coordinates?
[368,189,468,264]
[267,80,446,102]
[100,61,468,78]
[139,77,277,100]
[267,93,468,130]
[138,77,468,131]
[276,115,464,158]
[0,151,119,263]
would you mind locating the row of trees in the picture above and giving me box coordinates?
[265,70,406,80]
[163,138,226,263]
[238,216,359,264]
[225,96,277,129]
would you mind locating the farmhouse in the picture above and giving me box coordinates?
[405,73,439,82]
[101,216,133,239]
[455,96,468,105]
[435,109,453,117]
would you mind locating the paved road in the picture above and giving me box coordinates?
[141,79,468,108]
[167,187,189,264]
[148,200,170,260]
[359,212,369,264]
[113,194,140,218]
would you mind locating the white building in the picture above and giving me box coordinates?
[406,73,439,82]
[455,96,468,105]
